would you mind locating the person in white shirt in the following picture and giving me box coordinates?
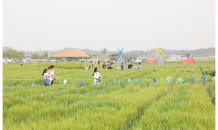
[93,67,101,84]
[138,63,142,70]
[42,69,52,86]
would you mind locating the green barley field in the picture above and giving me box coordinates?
[3,61,215,129]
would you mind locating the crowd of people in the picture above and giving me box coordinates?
[85,59,101,70]
[92,62,141,84]
[101,61,142,70]
[87,60,142,70]
[92,61,142,84]
[121,62,142,70]
[41,61,215,86]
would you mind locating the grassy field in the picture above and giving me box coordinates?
[3,60,215,129]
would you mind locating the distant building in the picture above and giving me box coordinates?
[185,53,193,59]
[209,56,215,59]
[170,53,189,61]
[182,55,188,59]
[195,56,215,61]
[170,53,182,61]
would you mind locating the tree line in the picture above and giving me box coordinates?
[3,49,25,60]
[3,49,50,60]
[30,52,49,59]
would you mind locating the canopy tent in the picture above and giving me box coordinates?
[51,49,90,67]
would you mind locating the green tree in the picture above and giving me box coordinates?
[109,53,118,60]
[17,51,25,60]
[3,49,25,60]
[31,53,40,59]
[128,54,137,59]
[42,52,48,59]
[3,51,7,57]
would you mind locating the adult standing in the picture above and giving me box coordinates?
[91,59,93,68]
[121,63,124,70]
[93,67,101,84]
[92,59,95,68]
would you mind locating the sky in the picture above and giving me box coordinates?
[3,0,215,52]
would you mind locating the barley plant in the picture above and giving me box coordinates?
[3,61,215,129]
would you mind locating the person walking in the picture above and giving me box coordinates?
[42,69,52,86]
[93,67,101,84]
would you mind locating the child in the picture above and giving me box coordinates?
[48,65,55,85]
[85,64,88,70]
